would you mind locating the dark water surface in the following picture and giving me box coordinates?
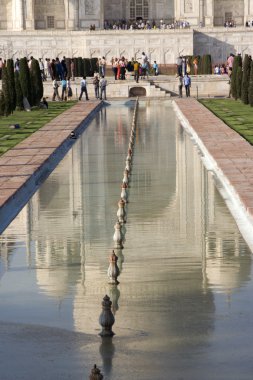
[0,100,253,379]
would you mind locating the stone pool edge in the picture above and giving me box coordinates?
[173,98,253,252]
[0,101,102,235]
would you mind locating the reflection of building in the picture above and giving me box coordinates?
[0,0,250,31]
[0,102,251,341]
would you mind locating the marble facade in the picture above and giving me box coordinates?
[1,0,253,31]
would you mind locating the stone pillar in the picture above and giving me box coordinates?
[25,0,34,30]
[100,0,104,29]
[65,0,79,30]
[12,0,24,30]
[199,0,204,26]
[244,0,250,25]
[204,0,214,26]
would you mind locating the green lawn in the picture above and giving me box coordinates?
[199,98,253,145]
[0,101,77,155]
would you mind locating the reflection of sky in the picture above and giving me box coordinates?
[0,100,253,379]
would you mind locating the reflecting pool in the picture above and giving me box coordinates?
[0,100,253,380]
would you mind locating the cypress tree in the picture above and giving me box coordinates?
[203,54,212,74]
[74,58,78,77]
[77,57,84,77]
[90,57,98,75]
[83,58,92,77]
[198,56,202,75]
[66,58,71,76]
[0,90,5,116]
[2,67,12,116]
[14,71,24,110]
[30,58,43,106]
[19,57,32,105]
[7,59,16,112]
[241,54,251,104]
[231,55,242,99]
[236,66,242,100]
[248,60,253,106]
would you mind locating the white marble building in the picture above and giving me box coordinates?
[1,1,253,64]
[1,0,253,31]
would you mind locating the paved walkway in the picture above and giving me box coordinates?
[0,101,100,210]
[174,98,253,222]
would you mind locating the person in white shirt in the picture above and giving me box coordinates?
[100,76,107,100]
[52,79,61,101]
[79,76,89,101]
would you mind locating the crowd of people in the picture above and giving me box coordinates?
[224,20,236,28]
[1,51,243,101]
[103,18,190,30]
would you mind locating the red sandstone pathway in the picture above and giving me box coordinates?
[175,98,253,218]
[0,101,100,209]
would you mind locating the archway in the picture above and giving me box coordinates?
[214,0,244,26]
[129,87,146,97]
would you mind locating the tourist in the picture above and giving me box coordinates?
[39,58,45,81]
[47,59,53,80]
[44,58,49,79]
[51,59,57,80]
[28,56,33,69]
[100,75,107,100]
[177,74,183,97]
[112,58,118,80]
[42,97,48,109]
[141,52,148,66]
[52,78,61,101]
[93,74,100,99]
[227,53,234,71]
[79,76,89,101]
[14,58,20,72]
[186,58,191,74]
[176,56,182,75]
[120,59,126,80]
[153,61,159,76]
[67,77,73,100]
[214,65,220,75]
[133,60,140,83]
[193,56,198,75]
[55,57,64,80]
[182,57,186,76]
[61,57,68,79]
[183,73,191,97]
[61,77,67,100]
[98,56,106,77]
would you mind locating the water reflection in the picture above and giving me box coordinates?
[0,100,252,379]
[99,336,115,376]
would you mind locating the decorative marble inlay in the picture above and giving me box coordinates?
[184,0,193,13]
[85,0,95,15]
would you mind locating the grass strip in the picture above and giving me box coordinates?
[199,98,253,145]
[0,101,77,155]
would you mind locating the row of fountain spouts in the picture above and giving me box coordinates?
[109,108,138,277]
[90,99,139,379]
